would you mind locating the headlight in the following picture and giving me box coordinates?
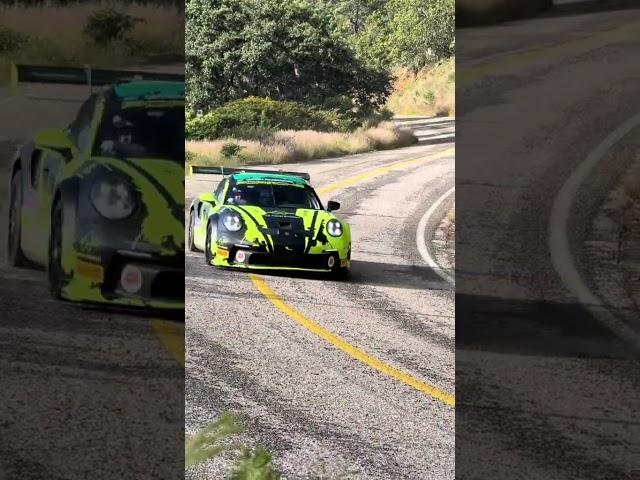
[327,219,343,237]
[222,212,243,232]
[90,178,137,219]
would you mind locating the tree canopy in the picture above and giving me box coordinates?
[186,0,391,114]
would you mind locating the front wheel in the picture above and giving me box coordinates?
[48,199,65,299]
[188,209,197,252]
[8,169,29,267]
[204,220,217,266]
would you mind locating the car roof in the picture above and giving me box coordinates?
[113,81,184,101]
[231,172,308,185]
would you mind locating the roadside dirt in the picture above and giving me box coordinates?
[584,155,640,323]
[432,206,455,273]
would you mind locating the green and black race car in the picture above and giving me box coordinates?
[188,168,351,276]
[7,65,184,310]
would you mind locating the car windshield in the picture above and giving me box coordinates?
[93,105,184,163]
[225,182,321,210]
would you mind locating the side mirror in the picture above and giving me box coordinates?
[35,128,74,160]
[199,192,217,206]
[327,200,340,212]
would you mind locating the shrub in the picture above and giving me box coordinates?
[83,8,144,46]
[221,142,244,158]
[185,413,281,479]
[0,27,25,54]
[185,97,394,141]
[186,97,340,140]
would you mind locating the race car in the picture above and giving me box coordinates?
[188,168,351,276]
[7,65,185,310]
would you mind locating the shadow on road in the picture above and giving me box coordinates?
[242,259,453,292]
[457,293,638,358]
[544,0,640,19]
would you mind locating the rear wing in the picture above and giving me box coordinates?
[188,166,311,182]
[10,63,184,94]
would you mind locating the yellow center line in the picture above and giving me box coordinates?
[151,319,185,367]
[250,148,456,406]
[250,274,455,406]
[458,20,640,84]
[317,147,454,195]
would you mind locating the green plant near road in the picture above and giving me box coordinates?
[186,413,281,479]
[0,27,26,54]
[83,8,144,46]
[185,97,394,141]
[221,142,244,159]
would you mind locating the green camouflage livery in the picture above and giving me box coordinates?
[188,171,351,276]
[8,71,184,310]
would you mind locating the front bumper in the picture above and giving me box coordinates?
[211,244,350,272]
[62,249,184,310]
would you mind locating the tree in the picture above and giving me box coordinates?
[353,0,455,72]
[185,0,391,114]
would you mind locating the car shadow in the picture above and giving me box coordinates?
[245,259,453,292]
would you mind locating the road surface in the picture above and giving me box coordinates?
[0,64,185,479]
[457,3,640,479]
[185,118,455,478]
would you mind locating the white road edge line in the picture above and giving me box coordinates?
[416,186,455,286]
[549,111,640,350]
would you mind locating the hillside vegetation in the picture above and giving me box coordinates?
[186,0,454,164]
[0,1,183,74]
[388,57,455,117]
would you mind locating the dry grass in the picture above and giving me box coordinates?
[186,122,418,167]
[387,57,455,117]
[0,1,183,76]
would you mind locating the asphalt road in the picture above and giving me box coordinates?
[185,118,455,478]
[0,64,185,479]
[457,4,640,479]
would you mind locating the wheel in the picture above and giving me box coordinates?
[204,219,217,266]
[7,169,29,267]
[48,199,65,299]
[188,209,197,252]
[330,253,350,281]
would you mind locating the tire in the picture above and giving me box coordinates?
[330,252,350,281]
[7,169,29,267]
[48,199,65,299]
[188,209,197,252]
[204,220,217,266]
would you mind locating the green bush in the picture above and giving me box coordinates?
[185,413,281,479]
[186,97,335,140]
[185,97,393,140]
[83,8,144,46]
[0,27,26,54]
